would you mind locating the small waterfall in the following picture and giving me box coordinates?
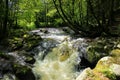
[33,40,79,80]
[32,28,89,80]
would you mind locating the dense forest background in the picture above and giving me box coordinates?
[0,0,120,40]
[1,0,120,80]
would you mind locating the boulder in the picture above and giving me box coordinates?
[76,49,120,80]
[76,68,92,80]
[14,65,35,80]
[76,67,110,80]
[86,37,117,65]
[110,64,120,77]
[40,29,49,33]
[110,49,120,57]
[0,51,36,80]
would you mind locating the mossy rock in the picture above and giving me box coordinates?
[110,64,120,77]
[110,49,120,65]
[22,34,42,51]
[23,41,40,51]
[17,50,35,64]
[93,56,120,80]
[50,46,71,62]
[87,46,101,62]
[23,33,42,41]
[48,41,73,62]
[13,63,30,74]
[39,29,49,33]
[94,57,114,71]
[77,56,117,80]
[5,29,42,51]
[59,52,70,62]
[77,39,120,80]
[7,37,23,50]
[76,68,93,80]
[58,43,73,61]
[25,56,35,64]
[10,29,28,38]
[13,63,35,80]
[85,38,119,68]
[76,68,110,80]
[110,49,120,57]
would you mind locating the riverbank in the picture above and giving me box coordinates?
[0,28,120,80]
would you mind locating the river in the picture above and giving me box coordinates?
[30,28,89,80]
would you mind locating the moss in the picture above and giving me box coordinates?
[93,56,119,80]
[58,42,73,62]
[48,40,74,62]
[25,56,35,64]
[86,70,110,80]
[101,70,116,80]
[22,34,42,51]
[26,56,33,61]
[110,49,120,57]
[92,69,116,80]
[9,29,27,38]
[13,63,36,80]
[7,37,23,50]
[94,57,114,71]
[86,38,117,64]
[13,63,30,74]
[110,49,120,65]
[3,29,42,51]
[95,64,116,80]
[51,46,71,62]
[87,46,102,63]
[59,52,70,62]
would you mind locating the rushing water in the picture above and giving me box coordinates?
[31,28,88,80]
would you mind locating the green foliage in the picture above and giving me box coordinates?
[53,0,120,37]
[34,0,63,27]
[101,69,116,80]
[1,0,120,38]
[10,29,28,37]
[17,0,41,29]
[93,58,116,80]
[47,9,57,17]
[54,18,63,27]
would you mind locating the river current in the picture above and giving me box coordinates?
[31,28,88,80]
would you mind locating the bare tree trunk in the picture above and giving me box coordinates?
[52,0,67,24]
[53,0,80,33]
[3,0,9,36]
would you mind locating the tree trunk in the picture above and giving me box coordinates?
[3,0,9,37]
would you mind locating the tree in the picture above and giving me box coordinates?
[35,0,63,27]
[16,0,41,29]
[0,0,9,39]
[0,0,19,39]
[53,0,120,37]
